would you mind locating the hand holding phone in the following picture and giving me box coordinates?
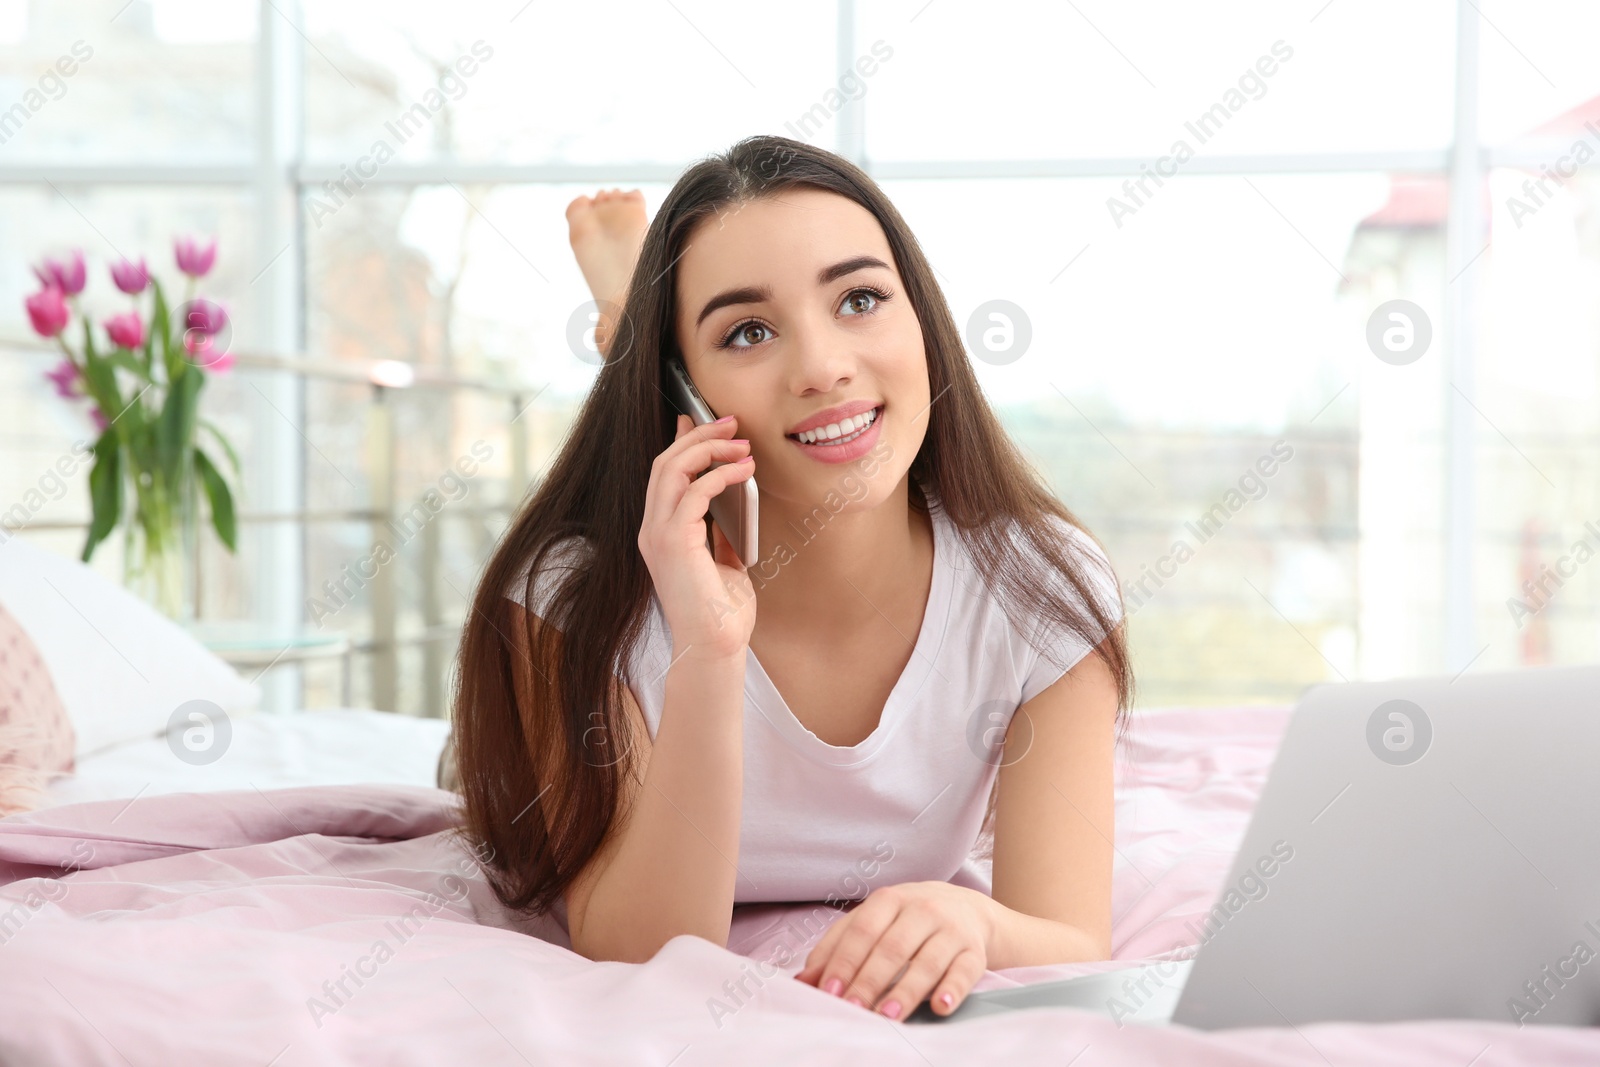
[662,357,759,568]
[635,410,759,660]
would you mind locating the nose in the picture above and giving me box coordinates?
[787,313,858,398]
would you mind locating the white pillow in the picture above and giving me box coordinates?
[0,536,260,759]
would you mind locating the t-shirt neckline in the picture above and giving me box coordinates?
[743,497,955,768]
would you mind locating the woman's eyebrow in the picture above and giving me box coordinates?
[817,254,891,286]
[694,255,893,329]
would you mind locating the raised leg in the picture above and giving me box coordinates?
[566,188,648,360]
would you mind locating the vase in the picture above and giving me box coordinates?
[122,472,198,622]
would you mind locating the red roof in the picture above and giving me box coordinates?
[1358,174,1450,228]
[1357,93,1600,230]
[1526,94,1600,139]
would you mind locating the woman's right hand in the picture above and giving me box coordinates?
[638,413,758,661]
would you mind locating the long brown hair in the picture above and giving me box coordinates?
[448,134,1134,919]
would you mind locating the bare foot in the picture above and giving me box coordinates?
[567,188,647,359]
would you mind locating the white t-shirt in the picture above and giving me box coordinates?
[503,490,1121,905]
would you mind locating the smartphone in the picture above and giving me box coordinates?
[663,357,759,568]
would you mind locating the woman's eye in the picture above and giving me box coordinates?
[841,289,879,316]
[719,321,772,349]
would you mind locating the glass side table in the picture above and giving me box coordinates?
[186,622,355,707]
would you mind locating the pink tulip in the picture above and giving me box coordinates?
[32,250,86,296]
[105,311,145,350]
[43,359,84,399]
[110,257,150,295]
[185,334,235,374]
[174,234,217,278]
[25,287,70,338]
[89,407,110,432]
[183,298,228,336]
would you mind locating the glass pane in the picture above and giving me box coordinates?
[1473,169,1600,667]
[0,340,109,572]
[0,0,256,162]
[303,0,835,164]
[297,504,511,716]
[861,0,1455,161]
[1477,0,1600,146]
[883,174,1443,704]
[298,167,564,705]
[301,178,678,713]
[302,519,378,709]
[304,181,677,398]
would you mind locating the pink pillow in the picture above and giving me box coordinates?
[0,600,76,816]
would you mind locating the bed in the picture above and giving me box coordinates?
[2,544,1597,1063]
[4,703,1597,1064]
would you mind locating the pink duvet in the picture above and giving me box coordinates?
[2,705,1595,1065]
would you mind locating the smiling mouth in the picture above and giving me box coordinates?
[786,405,884,446]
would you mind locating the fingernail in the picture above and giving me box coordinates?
[940,992,953,1007]
[846,996,862,1008]
[881,1000,902,1020]
[824,978,842,996]
[730,438,748,445]
[714,414,734,424]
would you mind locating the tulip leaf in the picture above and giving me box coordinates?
[152,277,180,384]
[200,418,242,477]
[106,351,144,376]
[156,362,201,489]
[194,446,236,552]
[83,434,122,562]
[79,319,124,432]
[81,315,98,364]
[146,278,167,375]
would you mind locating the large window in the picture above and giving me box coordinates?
[3,0,1596,714]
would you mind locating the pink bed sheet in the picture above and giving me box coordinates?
[1,705,1594,1065]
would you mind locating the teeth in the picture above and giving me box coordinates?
[813,424,866,446]
[793,406,878,444]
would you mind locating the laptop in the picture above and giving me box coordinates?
[908,663,1600,1028]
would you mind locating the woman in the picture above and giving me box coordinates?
[447,135,1133,1021]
